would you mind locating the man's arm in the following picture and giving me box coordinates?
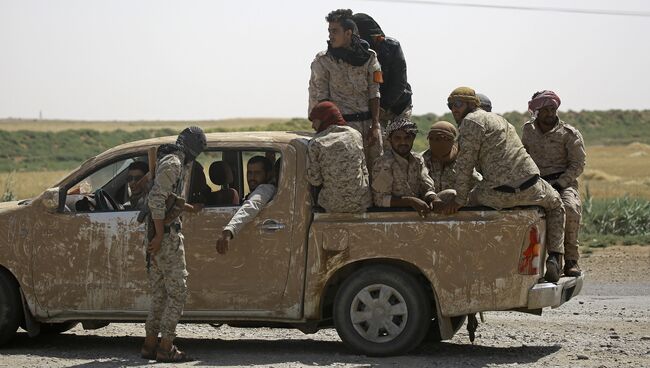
[557,129,586,189]
[417,156,438,204]
[308,55,331,116]
[306,142,323,187]
[453,120,484,205]
[146,156,181,254]
[367,52,382,145]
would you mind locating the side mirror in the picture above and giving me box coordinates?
[40,187,60,212]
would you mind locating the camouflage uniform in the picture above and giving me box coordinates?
[421,149,482,203]
[455,110,565,254]
[522,120,586,261]
[371,147,436,207]
[308,50,382,168]
[145,151,189,340]
[307,125,372,213]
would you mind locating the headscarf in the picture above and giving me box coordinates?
[427,121,458,163]
[309,101,346,133]
[528,90,561,116]
[476,93,492,112]
[326,34,372,67]
[386,117,418,137]
[352,13,385,46]
[447,86,480,107]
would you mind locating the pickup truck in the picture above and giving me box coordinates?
[0,131,583,356]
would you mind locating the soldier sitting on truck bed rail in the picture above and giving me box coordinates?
[371,117,440,216]
[307,101,372,213]
[216,156,276,254]
[522,90,586,277]
[435,87,566,283]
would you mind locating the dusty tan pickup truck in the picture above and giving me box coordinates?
[0,132,583,356]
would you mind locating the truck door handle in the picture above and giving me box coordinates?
[259,219,286,232]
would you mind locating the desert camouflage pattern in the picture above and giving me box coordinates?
[521,120,586,189]
[346,119,383,177]
[455,110,564,254]
[371,147,436,207]
[472,179,565,254]
[522,120,585,261]
[148,152,185,220]
[145,151,189,340]
[308,50,381,116]
[307,125,372,213]
[144,230,188,339]
[455,110,540,204]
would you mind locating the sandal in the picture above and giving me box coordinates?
[140,345,157,360]
[156,345,193,362]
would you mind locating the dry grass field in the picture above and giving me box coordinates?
[2,143,649,201]
[0,118,286,132]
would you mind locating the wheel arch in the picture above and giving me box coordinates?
[318,258,442,323]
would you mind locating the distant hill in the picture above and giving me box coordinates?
[1,110,649,172]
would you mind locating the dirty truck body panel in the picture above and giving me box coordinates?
[0,131,581,353]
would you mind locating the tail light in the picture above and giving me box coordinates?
[518,226,541,275]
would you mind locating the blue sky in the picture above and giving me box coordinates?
[1,0,649,120]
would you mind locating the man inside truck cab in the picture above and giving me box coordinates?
[371,117,440,216]
[215,156,276,254]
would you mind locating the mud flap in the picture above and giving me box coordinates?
[19,288,41,337]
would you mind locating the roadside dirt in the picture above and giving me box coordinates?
[1,245,648,367]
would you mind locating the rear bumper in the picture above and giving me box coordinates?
[526,273,584,309]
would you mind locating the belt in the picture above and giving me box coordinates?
[541,171,565,181]
[342,111,372,122]
[493,174,540,193]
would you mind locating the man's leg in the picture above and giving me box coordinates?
[348,119,382,175]
[142,259,167,357]
[156,232,189,358]
[561,187,582,276]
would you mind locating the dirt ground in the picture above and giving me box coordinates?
[1,245,648,368]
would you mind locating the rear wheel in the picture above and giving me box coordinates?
[0,271,22,346]
[333,265,431,356]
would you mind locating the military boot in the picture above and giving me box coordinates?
[564,259,582,277]
[544,252,562,282]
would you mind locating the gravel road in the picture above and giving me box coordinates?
[1,245,648,368]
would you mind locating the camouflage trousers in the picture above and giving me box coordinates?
[144,230,189,340]
[559,186,582,261]
[347,119,383,176]
[474,179,566,255]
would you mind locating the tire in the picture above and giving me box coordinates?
[39,322,78,335]
[0,271,22,346]
[426,315,466,342]
[333,265,431,356]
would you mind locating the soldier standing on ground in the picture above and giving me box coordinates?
[522,90,586,277]
[435,87,565,282]
[309,9,383,170]
[372,118,439,215]
[307,101,372,213]
[141,126,206,362]
[352,13,413,128]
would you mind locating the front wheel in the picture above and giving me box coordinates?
[0,272,22,346]
[333,265,431,356]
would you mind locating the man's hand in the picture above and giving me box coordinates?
[435,200,462,215]
[185,203,204,214]
[216,230,233,255]
[147,233,163,255]
[367,122,382,147]
[406,197,431,217]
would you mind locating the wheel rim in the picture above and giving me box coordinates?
[349,283,408,343]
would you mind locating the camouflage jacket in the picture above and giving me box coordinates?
[307,125,372,213]
[148,152,186,221]
[455,110,539,204]
[308,50,381,116]
[421,149,481,193]
[521,119,586,189]
[371,147,436,207]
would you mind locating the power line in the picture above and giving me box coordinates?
[360,0,650,17]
